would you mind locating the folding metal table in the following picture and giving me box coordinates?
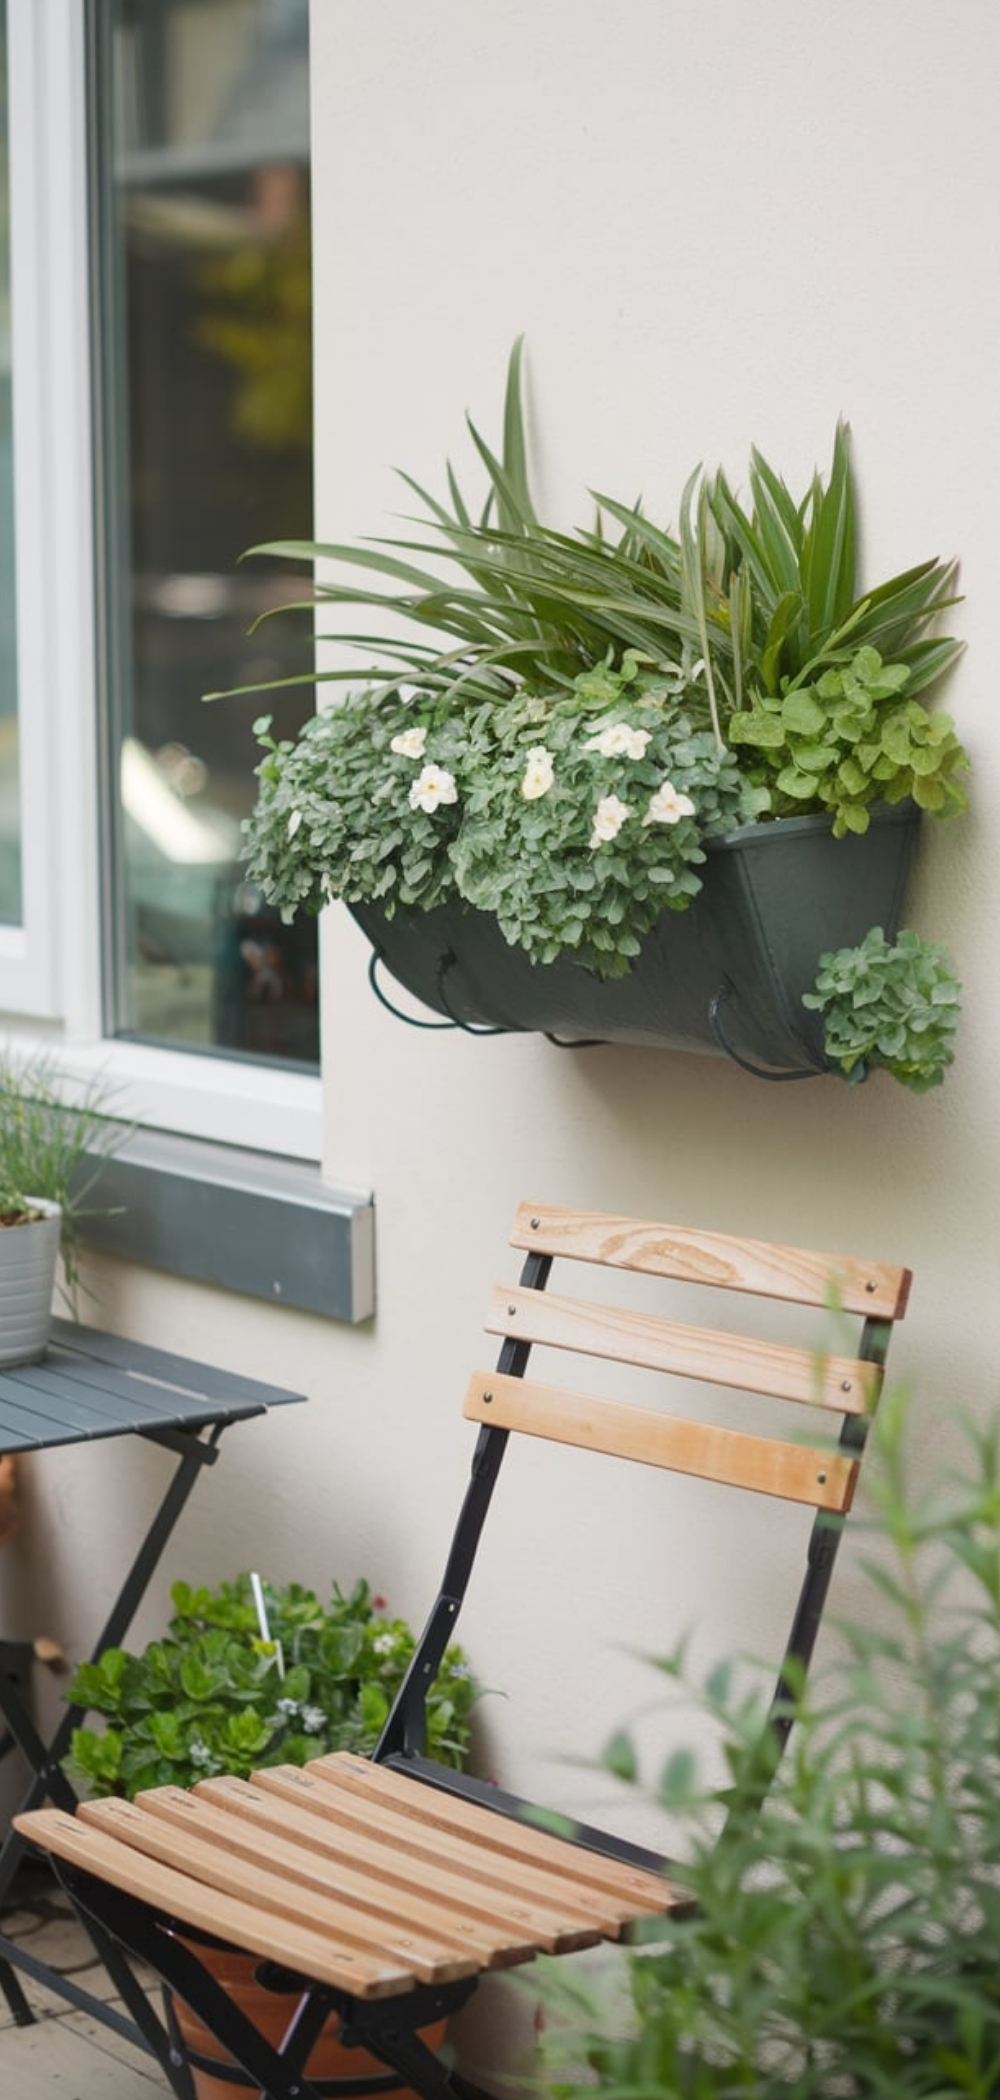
[0,1316,306,2054]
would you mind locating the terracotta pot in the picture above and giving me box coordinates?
[170,1939,447,2100]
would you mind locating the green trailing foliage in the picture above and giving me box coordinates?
[67,1574,477,1799]
[803,927,962,1091]
[534,1387,1000,2098]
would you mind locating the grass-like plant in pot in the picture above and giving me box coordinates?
[216,343,968,1080]
[0,1051,124,1367]
[532,1384,1000,2098]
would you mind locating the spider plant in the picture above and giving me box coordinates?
[209,339,708,713]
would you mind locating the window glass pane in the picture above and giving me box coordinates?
[0,3,21,927]
[93,0,317,1063]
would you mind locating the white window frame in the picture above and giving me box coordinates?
[0,0,322,1163]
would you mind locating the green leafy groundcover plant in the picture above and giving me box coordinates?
[67,1575,476,1799]
[229,344,969,983]
[534,1386,1000,2099]
[803,927,962,1091]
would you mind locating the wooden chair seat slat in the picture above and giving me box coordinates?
[464,1372,857,1510]
[191,1775,598,1953]
[123,1787,538,1968]
[247,1765,644,1934]
[511,1203,911,1318]
[18,1809,414,1997]
[322,1754,676,1911]
[78,1797,479,1984]
[486,1285,879,1413]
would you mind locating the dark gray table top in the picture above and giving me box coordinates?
[0,1319,305,1453]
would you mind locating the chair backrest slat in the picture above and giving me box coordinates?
[463,1371,858,1511]
[511,1203,911,1320]
[485,1284,879,1415]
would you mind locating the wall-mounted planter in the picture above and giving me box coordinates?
[350,802,919,1076]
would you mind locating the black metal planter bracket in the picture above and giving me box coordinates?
[708,983,830,1084]
[368,949,513,1037]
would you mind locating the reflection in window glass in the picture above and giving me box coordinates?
[93,0,317,1063]
[0,3,21,927]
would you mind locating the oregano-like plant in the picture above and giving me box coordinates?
[802,926,961,1090]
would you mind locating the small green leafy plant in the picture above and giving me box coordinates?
[223,345,967,982]
[0,1051,125,1298]
[534,1387,1000,2098]
[803,927,961,1091]
[67,1574,477,1799]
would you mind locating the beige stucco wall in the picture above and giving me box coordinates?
[2,1,998,2082]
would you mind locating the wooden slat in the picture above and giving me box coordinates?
[486,1285,879,1414]
[14,1808,411,1998]
[318,1755,679,1913]
[77,1797,476,1986]
[511,1203,911,1320]
[464,1371,857,1511]
[244,1765,633,1936]
[139,1783,547,1967]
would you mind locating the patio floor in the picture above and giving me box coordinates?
[0,1864,170,2097]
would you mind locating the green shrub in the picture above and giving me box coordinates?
[534,1388,1000,2098]
[67,1574,476,1798]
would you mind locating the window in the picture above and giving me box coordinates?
[0,0,322,1159]
[90,0,318,1067]
[0,5,19,928]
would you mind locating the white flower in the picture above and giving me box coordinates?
[276,1696,300,1717]
[583,722,652,761]
[589,794,633,848]
[372,1632,397,1656]
[390,726,427,760]
[188,1737,214,1769]
[408,763,458,813]
[287,807,303,839]
[643,779,697,827]
[520,746,555,800]
[301,1705,326,1734]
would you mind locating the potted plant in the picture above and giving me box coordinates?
[217,344,969,1083]
[66,1571,477,2100]
[532,1385,1000,2096]
[0,1052,124,1368]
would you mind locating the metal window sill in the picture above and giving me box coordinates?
[76,1131,374,1324]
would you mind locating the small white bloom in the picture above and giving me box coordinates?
[521,746,555,800]
[589,794,633,848]
[372,1632,397,1656]
[390,726,427,759]
[188,1737,214,1769]
[583,722,651,761]
[301,1705,326,1734]
[276,1696,300,1717]
[408,763,458,814]
[287,807,303,839]
[644,779,697,826]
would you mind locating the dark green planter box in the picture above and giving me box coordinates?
[350,802,919,1074]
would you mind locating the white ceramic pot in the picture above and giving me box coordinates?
[0,1198,62,1368]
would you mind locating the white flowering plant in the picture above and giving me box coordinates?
[66,1574,476,1799]
[246,654,767,978]
[227,342,967,985]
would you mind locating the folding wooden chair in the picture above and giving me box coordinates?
[15,1201,910,2100]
